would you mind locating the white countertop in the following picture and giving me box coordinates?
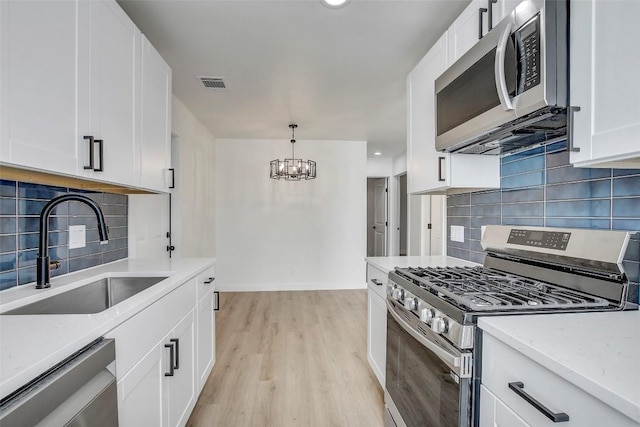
[479,311,640,423]
[365,255,480,273]
[0,257,214,400]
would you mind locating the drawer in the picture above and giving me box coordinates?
[481,333,637,427]
[196,265,216,300]
[106,277,197,378]
[366,264,387,299]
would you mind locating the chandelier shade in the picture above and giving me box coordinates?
[270,124,317,181]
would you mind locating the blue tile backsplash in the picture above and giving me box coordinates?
[0,180,128,291]
[446,141,640,301]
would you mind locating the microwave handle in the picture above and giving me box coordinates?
[495,22,514,111]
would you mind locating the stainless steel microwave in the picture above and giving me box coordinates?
[435,0,568,155]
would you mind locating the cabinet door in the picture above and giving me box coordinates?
[165,310,197,427]
[447,0,487,65]
[80,0,139,185]
[407,32,449,194]
[196,291,216,392]
[140,35,172,192]
[491,0,520,30]
[367,288,386,387]
[0,0,80,175]
[570,0,640,168]
[118,337,168,427]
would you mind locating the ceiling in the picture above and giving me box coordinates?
[117,0,470,158]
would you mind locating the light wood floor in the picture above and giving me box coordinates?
[186,290,384,427]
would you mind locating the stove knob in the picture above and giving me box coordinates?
[405,297,418,311]
[387,284,396,297]
[420,308,435,324]
[393,288,405,301]
[431,317,448,334]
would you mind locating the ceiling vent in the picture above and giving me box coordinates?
[199,77,226,89]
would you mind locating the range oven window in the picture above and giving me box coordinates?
[386,310,471,427]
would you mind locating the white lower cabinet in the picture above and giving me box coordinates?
[106,265,216,427]
[366,264,387,387]
[480,333,638,427]
[117,311,195,427]
[196,290,216,392]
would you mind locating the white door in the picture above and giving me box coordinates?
[367,288,386,387]
[570,0,640,167]
[0,0,80,175]
[164,311,196,427]
[118,337,167,427]
[140,35,171,192]
[80,0,138,185]
[196,291,215,392]
[373,178,388,256]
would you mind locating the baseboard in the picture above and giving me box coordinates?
[215,281,367,292]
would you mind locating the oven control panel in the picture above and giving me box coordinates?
[508,229,571,251]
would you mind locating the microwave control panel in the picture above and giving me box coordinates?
[518,15,541,92]
[507,229,571,251]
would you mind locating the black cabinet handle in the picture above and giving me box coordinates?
[487,0,498,31]
[169,168,175,189]
[204,277,215,284]
[508,382,569,422]
[83,136,95,170]
[170,338,179,369]
[438,157,446,182]
[164,343,175,376]
[371,279,383,286]
[478,7,488,39]
[94,139,104,172]
[214,291,220,311]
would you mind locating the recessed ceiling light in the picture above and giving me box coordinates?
[320,0,351,9]
[374,152,382,156]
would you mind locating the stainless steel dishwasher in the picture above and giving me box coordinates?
[0,338,118,426]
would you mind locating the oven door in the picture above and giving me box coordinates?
[385,300,473,427]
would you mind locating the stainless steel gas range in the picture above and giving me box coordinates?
[384,225,637,427]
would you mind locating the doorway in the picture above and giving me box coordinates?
[399,174,408,256]
[367,177,388,257]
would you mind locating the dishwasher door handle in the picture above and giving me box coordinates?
[0,338,117,427]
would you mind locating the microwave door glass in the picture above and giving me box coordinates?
[436,42,517,138]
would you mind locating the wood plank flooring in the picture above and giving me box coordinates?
[187,290,384,427]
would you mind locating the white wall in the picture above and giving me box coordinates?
[129,96,215,258]
[366,157,393,177]
[215,138,367,291]
[171,96,216,258]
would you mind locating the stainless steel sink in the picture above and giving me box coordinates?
[3,276,168,315]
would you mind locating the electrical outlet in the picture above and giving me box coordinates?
[68,225,86,249]
[451,225,465,243]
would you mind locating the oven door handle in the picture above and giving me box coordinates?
[387,301,469,377]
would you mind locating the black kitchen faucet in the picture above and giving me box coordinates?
[37,194,109,289]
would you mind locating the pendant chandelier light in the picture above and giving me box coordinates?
[270,124,317,181]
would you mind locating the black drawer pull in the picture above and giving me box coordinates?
[371,279,383,286]
[204,277,215,284]
[164,343,175,376]
[508,382,569,422]
[478,7,488,39]
[170,338,179,369]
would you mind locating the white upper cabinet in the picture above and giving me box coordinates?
[490,0,521,30]
[447,0,488,66]
[407,32,499,195]
[0,1,81,176]
[569,0,640,168]
[78,0,139,187]
[140,36,172,192]
[0,0,172,192]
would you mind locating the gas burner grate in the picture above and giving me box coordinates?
[397,266,609,312]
